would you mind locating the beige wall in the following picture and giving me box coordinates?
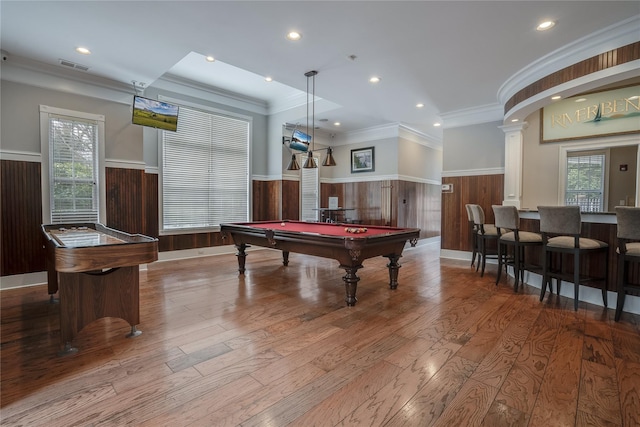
[1,80,142,161]
[521,109,639,211]
[609,145,638,208]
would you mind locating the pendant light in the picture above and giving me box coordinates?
[303,70,318,168]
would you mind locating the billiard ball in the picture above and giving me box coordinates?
[281,222,286,226]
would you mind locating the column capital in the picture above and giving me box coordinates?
[499,122,528,133]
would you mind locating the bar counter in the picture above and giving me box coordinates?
[515,210,639,315]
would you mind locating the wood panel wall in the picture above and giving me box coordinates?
[282,180,299,221]
[252,180,280,221]
[1,161,442,276]
[105,167,144,234]
[321,179,441,239]
[504,41,640,114]
[441,174,504,252]
[0,160,44,275]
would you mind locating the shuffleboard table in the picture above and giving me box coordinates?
[220,220,420,306]
[42,223,158,355]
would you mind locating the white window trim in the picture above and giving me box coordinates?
[558,134,640,209]
[39,105,106,224]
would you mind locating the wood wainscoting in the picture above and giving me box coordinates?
[0,160,44,276]
[441,174,505,252]
[1,160,441,277]
[321,180,441,239]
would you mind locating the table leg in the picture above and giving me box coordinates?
[282,251,289,266]
[235,244,248,274]
[385,255,402,289]
[341,265,361,306]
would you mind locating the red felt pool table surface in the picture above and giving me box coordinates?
[236,220,402,237]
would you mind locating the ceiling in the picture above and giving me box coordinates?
[1,1,638,143]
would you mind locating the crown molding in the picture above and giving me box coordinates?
[439,103,504,129]
[1,55,134,104]
[155,74,268,115]
[498,14,640,107]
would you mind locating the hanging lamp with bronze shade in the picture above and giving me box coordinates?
[322,146,336,166]
[286,70,336,170]
[286,153,300,170]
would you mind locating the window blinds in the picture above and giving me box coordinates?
[301,160,319,221]
[162,106,249,231]
[48,115,99,223]
[566,152,605,212]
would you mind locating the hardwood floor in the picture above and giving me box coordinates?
[1,242,639,426]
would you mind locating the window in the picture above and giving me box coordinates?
[565,151,606,212]
[300,159,319,221]
[40,105,105,223]
[161,104,250,232]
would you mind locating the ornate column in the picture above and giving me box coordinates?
[499,122,528,208]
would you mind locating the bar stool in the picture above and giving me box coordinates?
[538,205,609,311]
[492,205,542,292]
[465,204,478,268]
[614,206,640,322]
[470,204,499,277]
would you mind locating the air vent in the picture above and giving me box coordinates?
[58,59,90,71]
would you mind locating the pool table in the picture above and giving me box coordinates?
[220,220,420,306]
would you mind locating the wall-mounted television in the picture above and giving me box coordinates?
[132,95,179,132]
[289,129,311,152]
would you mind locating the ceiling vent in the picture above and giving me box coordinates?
[58,59,90,71]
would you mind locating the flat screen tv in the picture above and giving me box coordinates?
[289,129,311,152]
[132,95,179,132]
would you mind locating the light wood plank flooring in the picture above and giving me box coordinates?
[2,242,639,426]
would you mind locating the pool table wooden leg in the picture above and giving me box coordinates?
[386,255,401,289]
[235,244,248,274]
[282,251,289,266]
[341,265,361,306]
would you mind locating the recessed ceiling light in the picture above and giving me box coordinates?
[551,95,562,100]
[75,47,91,55]
[536,20,556,31]
[416,103,424,108]
[264,76,273,82]
[575,98,587,103]
[511,119,519,122]
[433,123,441,127]
[334,122,341,126]
[205,56,215,62]
[369,76,381,84]
[286,31,302,41]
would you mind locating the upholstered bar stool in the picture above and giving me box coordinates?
[492,205,542,292]
[470,204,499,277]
[614,206,640,322]
[538,205,609,311]
[465,204,479,268]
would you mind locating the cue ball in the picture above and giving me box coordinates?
[281,222,285,226]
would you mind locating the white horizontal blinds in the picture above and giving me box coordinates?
[209,114,249,222]
[301,161,319,221]
[162,106,249,231]
[48,114,99,223]
[566,151,605,212]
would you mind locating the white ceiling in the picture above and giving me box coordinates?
[1,1,638,142]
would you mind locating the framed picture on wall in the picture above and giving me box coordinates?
[351,147,375,173]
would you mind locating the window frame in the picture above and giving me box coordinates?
[158,97,252,235]
[558,134,640,211]
[39,105,106,224]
